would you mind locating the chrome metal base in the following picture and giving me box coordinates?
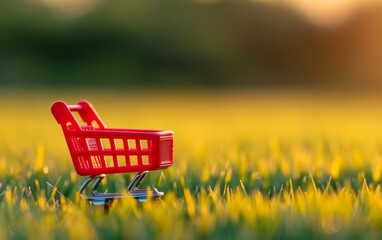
[79,171,163,207]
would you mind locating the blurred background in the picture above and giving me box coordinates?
[1,0,382,90]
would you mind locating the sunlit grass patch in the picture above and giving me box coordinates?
[1,90,382,239]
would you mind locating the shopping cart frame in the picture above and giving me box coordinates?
[51,100,174,206]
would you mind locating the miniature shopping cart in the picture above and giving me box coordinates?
[51,100,174,207]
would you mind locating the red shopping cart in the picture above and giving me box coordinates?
[51,100,174,207]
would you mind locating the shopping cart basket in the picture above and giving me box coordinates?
[51,100,174,206]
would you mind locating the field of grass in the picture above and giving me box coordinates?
[1,89,382,239]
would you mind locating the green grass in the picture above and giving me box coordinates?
[1,89,382,239]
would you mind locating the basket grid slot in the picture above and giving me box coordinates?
[86,138,99,151]
[91,156,102,169]
[115,139,125,150]
[105,155,114,168]
[101,138,111,150]
[140,139,150,150]
[71,138,83,151]
[117,155,127,167]
[78,156,90,169]
[142,155,150,165]
[128,139,136,150]
[130,155,138,166]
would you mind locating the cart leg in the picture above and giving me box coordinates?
[79,175,102,199]
[79,174,106,200]
[127,171,148,192]
[127,171,164,202]
[79,174,120,207]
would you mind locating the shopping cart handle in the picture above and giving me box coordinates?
[67,104,83,111]
[51,101,78,127]
[52,100,106,129]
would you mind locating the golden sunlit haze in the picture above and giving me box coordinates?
[285,0,382,27]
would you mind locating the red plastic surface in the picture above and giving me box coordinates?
[51,100,174,176]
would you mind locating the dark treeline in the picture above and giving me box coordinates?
[1,0,382,89]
